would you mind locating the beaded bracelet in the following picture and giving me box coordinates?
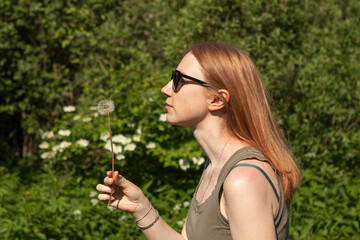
[136,209,160,230]
[134,204,152,222]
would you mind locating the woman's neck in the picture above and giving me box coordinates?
[192,120,249,168]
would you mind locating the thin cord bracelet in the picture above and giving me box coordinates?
[135,204,152,222]
[137,209,160,230]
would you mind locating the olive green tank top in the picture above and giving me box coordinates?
[185,147,289,240]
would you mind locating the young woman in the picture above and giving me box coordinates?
[96,42,301,240]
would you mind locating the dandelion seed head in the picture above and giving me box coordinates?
[96,100,115,115]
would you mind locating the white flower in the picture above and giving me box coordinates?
[93,112,99,117]
[124,143,136,152]
[116,154,125,161]
[90,199,99,206]
[132,134,141,142]
[76,139,89,147]
[100,132,109,141]
[60,141,71,149]
[104,142,114,151]
[62,156,68,160]
[73,115,81,121]
[82,117,92,122]
[41,131,54,139]
[58,129,71,136]
[39,141,49,149]
[73,209,82,215]
[183,201,190,208]
[90,106,96,110]
[127,123,135,128]
[159,113,167,122]
[40,151,56,159]
[113,145,122,154]
[63,105,76,112]
[173,203,181,211]
[89,191,98,198]
[136,128,142,134]
[104,141,112,151]
[179,158,190,171]
[104,142,122,154]
[177,219,185,227]
[306,152,317,158]
[107,206,116,212]
[52,145,62,152]
[192,157,205,166]
[96,100,115,115]
[112,134,131,145]
[145,142,156,149]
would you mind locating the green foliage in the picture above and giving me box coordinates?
[291,164,360,239]
[0,0,359,239]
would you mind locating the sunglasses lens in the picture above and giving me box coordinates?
[172,71,180,91]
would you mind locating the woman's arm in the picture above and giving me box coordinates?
[223,167,277,240]
[96,171,185,240]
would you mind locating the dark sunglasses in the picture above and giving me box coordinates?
[171,70,216,92]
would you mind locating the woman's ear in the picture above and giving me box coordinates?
[208,89,230,111]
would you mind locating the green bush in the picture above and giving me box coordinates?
[0,0,359,239]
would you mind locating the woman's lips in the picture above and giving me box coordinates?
[165,102,172,110]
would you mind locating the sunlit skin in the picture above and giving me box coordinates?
[161,52,209,130]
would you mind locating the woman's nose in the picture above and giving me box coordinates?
[161,80,173,96]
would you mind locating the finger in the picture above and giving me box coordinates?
[104,176,114,186]
[107,171,115,177]
[98,193,115,201]
[113,171,122,183]
[96,184,112,193]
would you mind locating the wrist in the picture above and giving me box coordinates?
[136,208,160,230]
[131,199,151,220]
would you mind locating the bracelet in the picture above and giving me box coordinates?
[135,204,152,222]
[136,209,160,230]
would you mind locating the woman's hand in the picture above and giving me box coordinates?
[96,171,149,218]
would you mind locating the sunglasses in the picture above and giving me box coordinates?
[171,70,216,92]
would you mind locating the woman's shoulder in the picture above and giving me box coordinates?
[222,158,280,214]
[223,159,273,197]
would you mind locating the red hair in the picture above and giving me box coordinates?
[190,42,301,204]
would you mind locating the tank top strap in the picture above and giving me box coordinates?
[216,147,274,191]
[227,163,280,202]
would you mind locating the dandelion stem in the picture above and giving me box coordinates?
[107,112,115,207]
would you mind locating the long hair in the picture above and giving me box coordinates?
[190,42,301,205]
